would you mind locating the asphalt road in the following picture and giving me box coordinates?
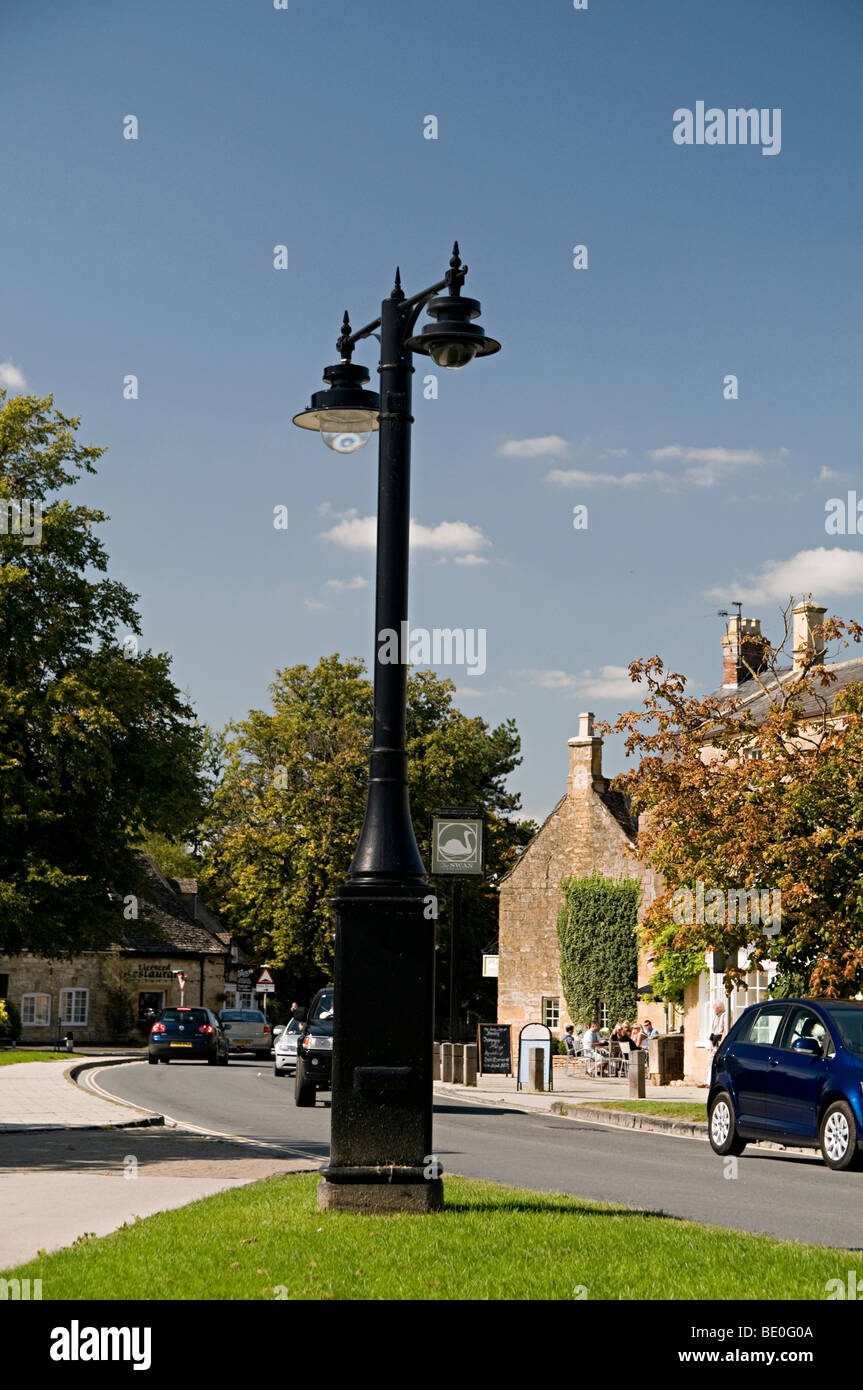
[98,1058,863,1249]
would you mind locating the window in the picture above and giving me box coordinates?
[21,994,51,1026]
[138,991,165,1023]
[541,997,560,1031]
[0,974,8,999]
[737,1004,786,1046]
[780,1007,828,1054]
[59,989,89,1026]
[599,1001,609,1029]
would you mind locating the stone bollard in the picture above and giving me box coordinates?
[463,1043,478,1087]
[441,1041,454,1083]
[452,1043,465,1084]
[629,1046,646,1098]
[530,1046,545,1092]
[433,1042,441,1081]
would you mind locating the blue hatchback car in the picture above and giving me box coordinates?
[708,998,863,1171]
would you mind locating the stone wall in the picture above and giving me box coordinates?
[0,950,230,1044]
[498,721,661,1034]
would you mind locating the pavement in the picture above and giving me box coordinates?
[434,1069,709,1117]
[0,1055,156,1131]
[0,1054,319,1268]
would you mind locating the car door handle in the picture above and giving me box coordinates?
[768,1057,780,1067]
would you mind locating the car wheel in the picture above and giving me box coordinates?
[274,1064,286,1078]
[147,1054,158,1065]
[218,1050,229,1066]
[294,1063,316,1107]
[820,1100,863,1171]
[161,1057,171,1064]
[708,1091,746,1157]
[207,1054,218,1065]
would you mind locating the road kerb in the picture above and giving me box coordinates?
[552,1101,708,1139]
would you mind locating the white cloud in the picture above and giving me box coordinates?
[603,447,630,458]
[321,515,490,554]
[818,466,841,481]
[324,575,368,591]
[708,547,863,605]
[547,444,784,491]
[453,553,490,566]
[0,360,27,391]
[517,664,646,700]
[455,685,515,699]
[647,444,777,489]
[304,598,328,611]
[497,435,568,459]
[647,445,768,465]
[545,468,675,489]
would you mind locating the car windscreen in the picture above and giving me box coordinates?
[161,1009,209,1026]
[312,990,334,1021]
[240,1011,266,1022]
[220,1011,245,1021]
[822,1005,863,1055]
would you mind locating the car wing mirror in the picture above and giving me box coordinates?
[272,1026,284,1037]
[792,1037,821,1056]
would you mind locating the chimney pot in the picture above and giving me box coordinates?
[792,599,827,671]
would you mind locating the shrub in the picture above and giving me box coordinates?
[0,997,21,1040]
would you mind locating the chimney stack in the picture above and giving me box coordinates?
[721,614,767,688]
[568,712,604,793]
[792,599,827,671]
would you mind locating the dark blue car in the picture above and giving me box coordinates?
[708,998,863,1170]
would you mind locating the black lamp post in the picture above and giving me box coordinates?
[293,245,499,1213]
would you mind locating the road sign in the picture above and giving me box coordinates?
[431,809,484,875]
[256,968,275,992]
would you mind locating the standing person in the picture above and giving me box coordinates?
[709,1001,727,1051]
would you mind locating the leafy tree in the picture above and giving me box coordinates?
[556,872,639,1026]
[604,605,863,998]
[201,656,533,1011]
[0,391,207,956]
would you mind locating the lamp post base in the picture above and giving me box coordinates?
[316,1177,443,1214]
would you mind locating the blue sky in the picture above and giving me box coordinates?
[3,0,862,821]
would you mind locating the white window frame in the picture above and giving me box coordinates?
[59,988,89,1026]
[599,1001,609,1030]
[698,957,775,1046]
[21,993,51,1027]
[541,996,560,1031]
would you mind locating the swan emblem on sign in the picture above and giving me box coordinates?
[438,824,478,861]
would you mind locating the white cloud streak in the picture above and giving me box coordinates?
[708,547,863,605]
[321,516,490,554]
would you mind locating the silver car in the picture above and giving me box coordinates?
[272,1017,302,1078]
[218,1008,273,1059]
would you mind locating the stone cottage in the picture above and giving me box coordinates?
[497,712,662,1037]
[0,856,250,1045]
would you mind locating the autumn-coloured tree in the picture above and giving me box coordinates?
[601,604,863,999]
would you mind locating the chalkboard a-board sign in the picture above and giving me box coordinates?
[478,1023,512,1075]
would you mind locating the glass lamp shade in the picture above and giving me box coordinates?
[428,340,478,370]
[319,409,376,454]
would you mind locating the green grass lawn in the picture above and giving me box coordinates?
[0,1050,73,1066]
[584,1101,708,1123]
[1,1172,851,1301]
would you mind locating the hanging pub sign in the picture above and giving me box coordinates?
[431,808,485,876]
